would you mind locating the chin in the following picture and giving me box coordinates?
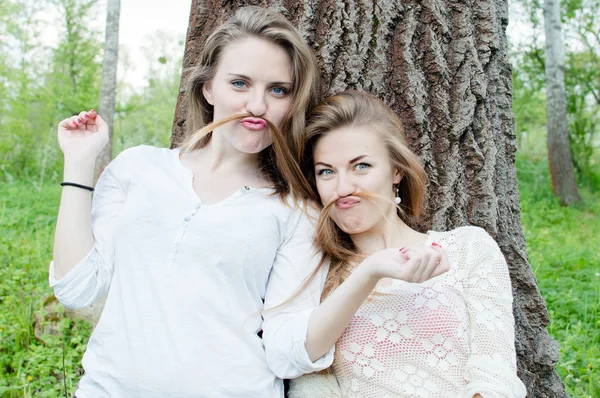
[332,214,373,236]
[232,132,273,154]
[233,139,272,154]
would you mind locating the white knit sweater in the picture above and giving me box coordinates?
[289,226,526,398]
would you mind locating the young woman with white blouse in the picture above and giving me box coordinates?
[288,91,527,398]
[50,7,333,397]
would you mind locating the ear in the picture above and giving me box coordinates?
[202,81,214,105]
[393,168,403,185]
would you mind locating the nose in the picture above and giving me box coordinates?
[336,173,356,199]
[245,89,267,117]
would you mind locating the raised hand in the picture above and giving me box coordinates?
[58,110,109,163]
[360,243,449,283]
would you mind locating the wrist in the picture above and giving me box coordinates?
[350,262,381,288]
[63,159,95,185]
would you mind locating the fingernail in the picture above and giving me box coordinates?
[83,112,89,119]
[72,121,77,126]
[77,118,82,123]
[432,242,442,248]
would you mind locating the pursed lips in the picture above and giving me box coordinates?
[335,197,360,209]
[241,117,267,131]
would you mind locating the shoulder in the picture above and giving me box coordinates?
[276,198,320,243]
[433,225,497,247]
[108,145,168,168]
[106,145,175,178]
[431,226,504,269]
[113,144,172,163]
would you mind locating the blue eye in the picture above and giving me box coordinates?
[355,163,371,171]
[232,80,246,89]
[272,86,288,96]
[317,169,333,176]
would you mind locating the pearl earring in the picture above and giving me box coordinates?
[395,184,402,204]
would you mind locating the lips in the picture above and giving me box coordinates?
[241,117,267,131]
[336,197,360,209]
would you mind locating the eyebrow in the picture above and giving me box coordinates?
[226,73,292,86]
[315,155,369,168]
[349,155,368,164]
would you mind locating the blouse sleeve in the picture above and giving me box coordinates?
[261,206,335,379]
[48,147,137,309]
[288,371,343,398]
[458,227,527,398]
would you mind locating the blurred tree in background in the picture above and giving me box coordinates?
[511,0,600,190]
[0,0,182,186]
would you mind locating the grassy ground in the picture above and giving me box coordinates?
[517,154,599,397]
[0,155,598,397]
[0,183,91,397]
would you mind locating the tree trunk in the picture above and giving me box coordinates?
[67,0,120,329]
[172,1,567,395]
[94,0,121,181]
[543,0,582,206]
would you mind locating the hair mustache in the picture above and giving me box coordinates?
[319,191,410,231]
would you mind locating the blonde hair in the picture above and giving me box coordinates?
[181,6,320,195]
[300,90,428,299]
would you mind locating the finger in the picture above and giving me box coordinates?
[69,115,84,128]
[81,111,99,132]
[78,110,98,130]
[401,249,424,282]
[397,257,420,282]
[85,109,98,126]
[398,247,409,261]
[420,251,441,282]
[412,250,430,282]
[77,111,88,122]
[59,117,78,130]
[93,114,107,131]
[431,247,450,277]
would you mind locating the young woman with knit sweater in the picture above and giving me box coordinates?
[288,91,526,398]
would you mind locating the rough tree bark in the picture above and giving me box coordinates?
[543,0,582,206]
[172,1,567,396]
[67,0,121,328]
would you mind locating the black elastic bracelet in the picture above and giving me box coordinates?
[60,182,95,192]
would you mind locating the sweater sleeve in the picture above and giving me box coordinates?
[49,147,137,309]
[261,206,335,379]
[458,227,527,398]
[288,371,343,398]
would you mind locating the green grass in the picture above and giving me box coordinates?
[0,183,90,397]
[517,153,600,398]
[0,155,598,397]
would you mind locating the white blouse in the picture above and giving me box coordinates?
[289,227,526,398]
[49,145,334,398]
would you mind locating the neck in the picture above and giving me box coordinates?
[350,214,427,255]
[197,135,260,174]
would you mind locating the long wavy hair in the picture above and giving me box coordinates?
[180,6,320,196]
[299,91,428,300]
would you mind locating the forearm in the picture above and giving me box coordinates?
[52,159,95,279]
[305,265,378,361]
